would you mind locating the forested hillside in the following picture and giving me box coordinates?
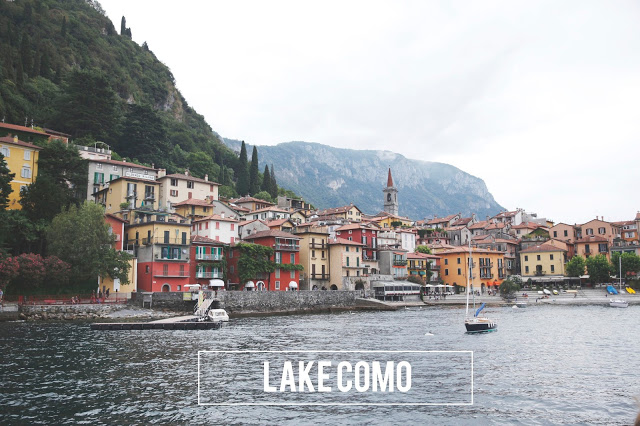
[0,0,283,199]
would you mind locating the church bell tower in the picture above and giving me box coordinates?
[383,168,398,216]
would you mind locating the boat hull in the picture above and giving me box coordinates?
[609,300,628,308]
[465,319,497,333]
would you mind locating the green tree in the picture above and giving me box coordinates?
[268,164,278,199]
[261,165,271,193]
[235,141,249,196]
[0,210,46,255]
[235,242,275,286]
[415,245,432,254]
[47,203,132,288]
[0,153,15,211]
[19,33,32,78]
[61,16,67,38]
[249,146,260,195]
[253,191,274,203]
[585,254,612,284]
[186,151,219,181]
[565,255,586,278]
[54,69,120,142]
[117,103,170,167]
[120,16,126,35]
[499,278,520,299]
[610,252,640,281]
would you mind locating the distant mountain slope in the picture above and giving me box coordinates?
[223,140,504,219]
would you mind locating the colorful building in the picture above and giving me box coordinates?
[0,136,40,210]
[575,235,610,260]
[156,170,219,211]
[295,225,331,290]
[378,248,408,279]
[335,222,380,274]
[316,204,363,223]
[439,247,506,292]
[407,252,441,283]
[191,214,239,244]
[190,235,226,288]
[519,243,567,278]
[329,238,365,289]
[174,198,215,221]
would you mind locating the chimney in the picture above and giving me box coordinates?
[13,135,19,143]
[184,169,190,176]
[204,174,209,182]
[221,212,225,219]
[157,168,166,178]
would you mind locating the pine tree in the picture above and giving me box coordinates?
[261,165,271,192]
[40,51,51,79]
[120,16,126,36]
[235,141,249,196]
[249,146,260,195]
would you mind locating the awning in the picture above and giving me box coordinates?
[184,284,201,289]
[289,281,298,288]
[424,284,434,287]
[209,279,225,287]
[245,281,255,288]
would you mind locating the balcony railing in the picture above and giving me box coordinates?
[480,273,494,279]
[309,243,327,249]
[152,237,189,245]
[274,243,300,251]
[393,260,407,266]
[310,274,330,280]
[479,261,494,267]
[535,270,546,276]
[154,271,189,278]
[196,254,223,261]
[363,255,378,261]
[196,271,222,279]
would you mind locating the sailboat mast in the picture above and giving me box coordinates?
[466,241,471,317]
[619,255,622,291]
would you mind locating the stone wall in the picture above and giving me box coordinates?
[19,303,127,321]
[218,290,360,314]
[129,292,197,312]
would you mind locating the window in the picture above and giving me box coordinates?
[113,165,118,171]
[275,281,280,290]
[110,174,119,181]
[553,231,557,237]
[275,252,282,263]
[24,150,30,160]
[550,265,555,273]
[216,222,220,230]
[170,190,178,197]
[93,172,103,184]
[457,268,461,275]
[445,269,449,276]
[163,264,168,276]
[346,246,349,252]
[177,285,181,291]
[230,224,235,231]
[586,228,593,235]
[598,243,607,253]
[96,163,102,169]
[537,255,541,261]
[187,181,194,189]
[290,270,295,278]
[524,255,528,261]
[444,259,448,265]
[21,166,32,179]
[525,266,529,273]
[457,258,461,264]
[290,253,295,264]
[598,227,606,234]
[550,254,554,260]
[146,265,150,274]
[346,257,350,267]
[564,230,568,237]
[1,146,9,157]
[171,178,178,187]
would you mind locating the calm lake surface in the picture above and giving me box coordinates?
[1,305,639,425]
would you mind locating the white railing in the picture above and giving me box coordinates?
[196,271,222,278]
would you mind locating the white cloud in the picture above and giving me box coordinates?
[100,0,640,223]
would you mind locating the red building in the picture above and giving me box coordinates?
[190,235,227,288]
[228,230,301,291]
[105,213,126,251]
[335,223,380,262]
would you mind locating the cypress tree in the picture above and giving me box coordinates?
[0,153,15,211]
[261,165,271,192]
[40,51,51,79]
[60,16,67,38]
[20,33,32,78]
[269,164,278,198]
[235,141,249,196]
[120,16,126,36]
[249,146,260,195]
[16,57,24,87]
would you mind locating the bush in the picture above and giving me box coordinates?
[499,278,520,300]
[407,275,423,284]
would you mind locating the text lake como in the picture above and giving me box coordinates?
[1,305,638,425]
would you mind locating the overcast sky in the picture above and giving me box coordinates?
[99,0,640,225]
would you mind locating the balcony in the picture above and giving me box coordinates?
[126,191,136,199]
[309,242,327,249]
[535,270,546,276]
[152,237,189,245]
[196,271,222,279]
[393,260,407,266]
[274,243,300,251]
[310,274,330,280]
[480,273,494,279]
[196,254,223,261]
[479,261,494,268]
[363,255,378,261]
[154,271,189,278]
[144,193,155,201]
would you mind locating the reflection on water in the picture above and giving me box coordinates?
[0,305,638,424]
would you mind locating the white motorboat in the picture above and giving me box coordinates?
[207,308,230,323]
[513,302,527,309]
[609,299,628,308]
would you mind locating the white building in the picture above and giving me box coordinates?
[157,169,220,211]
[191,214,239,244]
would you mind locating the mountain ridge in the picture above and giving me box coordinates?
[223,139,504,219]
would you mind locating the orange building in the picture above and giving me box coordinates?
[439,247,506,293]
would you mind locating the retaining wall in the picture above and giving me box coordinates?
[218,290,361,314]
[19,303,127,321]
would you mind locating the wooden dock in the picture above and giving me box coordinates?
[91,315,223,331]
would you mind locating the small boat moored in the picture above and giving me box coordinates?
[609,299,629,308]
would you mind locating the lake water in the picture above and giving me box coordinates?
[1,305,639,425]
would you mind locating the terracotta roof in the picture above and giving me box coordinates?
[612,220,635,226]
[0,122,47,136]
[451,217,472,226]
[485,222,507,230]
[329,237,364,246]
[238,218,266,226]
[191,235,228,245]
[159,173,219,185]
[492,210,518,219]
[194,214,239,223]
[511,222,545,230]
[407,252,440,260]
[316,204,360,216]
[575,235,609,244]
[243,230,301,240]
[426,214,458,225]
[94,158,157,171]
[230,196,274,205]
[105,213,126,223]
[174,198,212,207]
[249,206,291,214]
[0,136,42,150]
[520,243,566,253]
[265,218,294,227]
[468,221,489,230]
[441,247,503,255]
[387,168,394,187]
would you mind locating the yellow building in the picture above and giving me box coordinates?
[0,136,40,210]
[371,213,413,229]
[98,258,138,295]
[294,225,331,290]
[316,204,363,222]
[519,243,567,277]
[439,247,506,292]
[173,198,214,220]
[94,176,161,213]
[328,238,364,290]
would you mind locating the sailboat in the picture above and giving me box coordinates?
[465,242,497,333]
[610,255,629,308]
